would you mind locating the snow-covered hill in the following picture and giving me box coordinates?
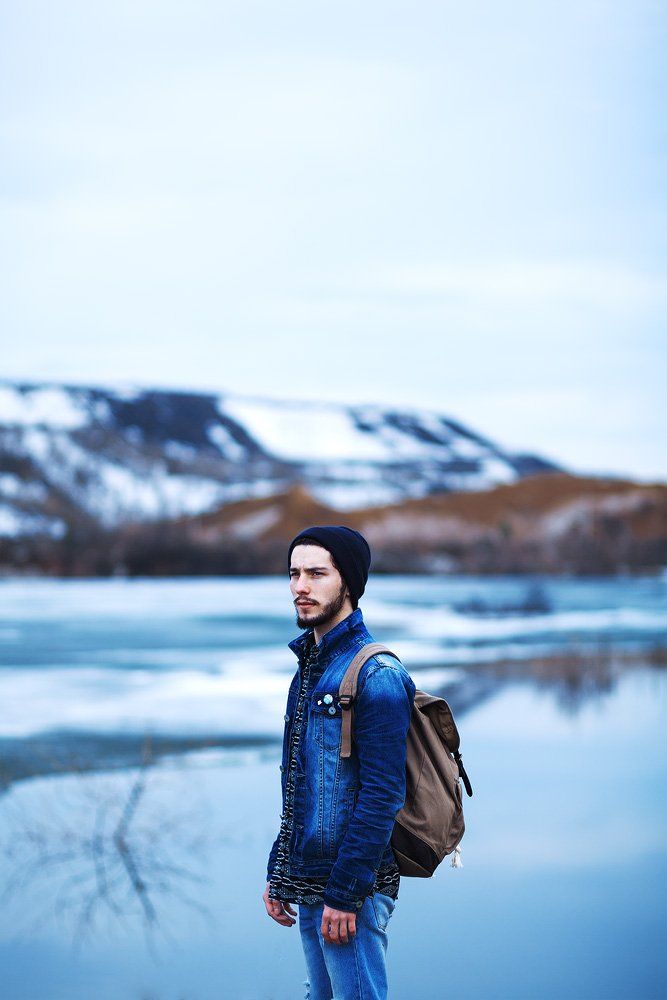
[0,380,561,537]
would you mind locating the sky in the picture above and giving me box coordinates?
[1,0,665,482]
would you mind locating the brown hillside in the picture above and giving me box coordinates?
[102,472,667,577]
[355,472,665,526]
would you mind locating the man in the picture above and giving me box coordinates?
[263,525,416,1000]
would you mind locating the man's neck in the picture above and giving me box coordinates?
[313,604,355,645]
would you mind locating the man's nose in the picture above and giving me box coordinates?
[294,574,310,591]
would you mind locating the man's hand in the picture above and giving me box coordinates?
[263,882,297,927]
[321,904,357,945]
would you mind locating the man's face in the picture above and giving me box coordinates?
[290,544,350,630]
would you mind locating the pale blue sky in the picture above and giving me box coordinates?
[1,1,665,480]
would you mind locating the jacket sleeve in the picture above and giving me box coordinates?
[323,662,415,912]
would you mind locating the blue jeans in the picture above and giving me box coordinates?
[298,892,396,1000]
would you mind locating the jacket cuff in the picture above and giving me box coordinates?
[323,865,375,913]
[322,888,364,913]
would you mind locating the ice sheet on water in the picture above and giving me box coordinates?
[362,595,667,641]
[0,664,292,739]
[0,577,292,621]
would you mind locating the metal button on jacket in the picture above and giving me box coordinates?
[284,713,290,722]
[328,706,336,715]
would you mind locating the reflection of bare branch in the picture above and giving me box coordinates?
[0,732,226,954]
[112,759,157,928]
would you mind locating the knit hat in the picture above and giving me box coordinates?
[287,525,372,609]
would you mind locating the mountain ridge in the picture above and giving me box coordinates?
[0,377,561,526]
[1,379,663,576]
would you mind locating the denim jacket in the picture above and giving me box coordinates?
[266,607,416,912]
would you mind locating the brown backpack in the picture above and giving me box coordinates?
[338,642,473,877]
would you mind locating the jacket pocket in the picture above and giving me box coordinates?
[312,702,344,753]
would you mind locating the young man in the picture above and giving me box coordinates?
[263,525,416,1000]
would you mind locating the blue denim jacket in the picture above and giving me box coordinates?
[267,607,416,912]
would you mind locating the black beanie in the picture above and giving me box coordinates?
[287,525,372,609]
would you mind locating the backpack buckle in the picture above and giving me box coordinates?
[338,694,354,709]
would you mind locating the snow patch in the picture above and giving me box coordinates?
[309,482,407,511]
[222,398,390,461]
[0,385,86,428]
[0,473,48,502]
[228,505,282,539]
[208,422,247,460]
[221,396,484,465]
[0,503,66,538]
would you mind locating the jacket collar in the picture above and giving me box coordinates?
[288,607,368,668]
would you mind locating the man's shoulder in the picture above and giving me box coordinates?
[365,650,403,670]
[354,636,402,668]
[358,645,414,689]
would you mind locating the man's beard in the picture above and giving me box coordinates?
[295,580,348,630]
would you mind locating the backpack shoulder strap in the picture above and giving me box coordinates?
[339,643,401,758]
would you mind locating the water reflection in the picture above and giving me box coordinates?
[0,737,216,954]
[0,731,276,792]
[435,643,667,717]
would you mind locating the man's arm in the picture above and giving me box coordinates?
[323,661,414,912]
